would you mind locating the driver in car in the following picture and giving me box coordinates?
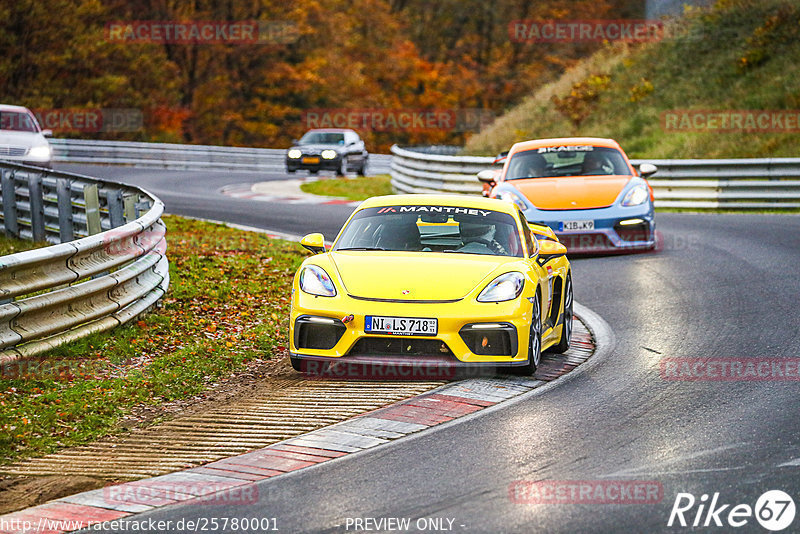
[582,151,613,175]
[458,222,507,255]
[523,153,547,178]
[376,216,421,251]
[506,152,548,179]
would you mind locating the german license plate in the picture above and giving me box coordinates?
[364,316,437,336]
[302,157,320,164]
[560,220,594,231]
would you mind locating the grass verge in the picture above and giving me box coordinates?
[0,235,47,256]
[300,174,393,201]
[0,216,306,464]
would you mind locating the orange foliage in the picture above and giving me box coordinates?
[1,0,624,150]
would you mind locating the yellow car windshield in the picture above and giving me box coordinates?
[335,205,524,257]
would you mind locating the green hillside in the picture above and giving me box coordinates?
[464,0,800,159]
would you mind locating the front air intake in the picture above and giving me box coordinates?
[459,323,517,356]
[348,338,454,357]
[294,316,346,350]
[614,222,651,242]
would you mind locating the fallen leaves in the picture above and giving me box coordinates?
[0,215,306,463]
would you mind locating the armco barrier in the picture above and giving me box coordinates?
[0,161,168,361]
[50,138,392,174]
[390,145,800,209]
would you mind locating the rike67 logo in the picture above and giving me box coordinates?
[668,490,796,531]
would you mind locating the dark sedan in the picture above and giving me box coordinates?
[286,128,368,176]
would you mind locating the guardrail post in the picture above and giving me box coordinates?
[123,194,137,222]
[56,178,75,243]
[107,189,124,228]
[28,173,46,242]
[83,183,102,235]
[136,201,150,218]
[1,170,19,238]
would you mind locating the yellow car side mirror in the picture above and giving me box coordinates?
[300,233,326,254]
[538,239,568,259]
[529,222,557,241]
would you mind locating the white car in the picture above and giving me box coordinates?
[0,104,53,168]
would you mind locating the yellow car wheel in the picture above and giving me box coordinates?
[549,274,573,354]
[513,292,541,376]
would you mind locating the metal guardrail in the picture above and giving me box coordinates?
[390,145,800,209]
[638,159,800,209]
[0,161,168,361]
[51,138,392,175]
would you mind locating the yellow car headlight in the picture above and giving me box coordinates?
[300,265,337,297]
[321,150,337,160]
[288,149,302,159]
[477,272,524,302]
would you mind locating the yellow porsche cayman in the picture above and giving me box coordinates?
[289,194,573,376]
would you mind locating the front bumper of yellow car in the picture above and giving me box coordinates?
[289,288,557,372]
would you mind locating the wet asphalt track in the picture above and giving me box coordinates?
[59,164,354,239]
[61,164,800,533]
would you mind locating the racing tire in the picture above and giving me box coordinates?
[357,160,367,176]
[548,274,573,354]
[287,168,296,174]
[512,292,542,376]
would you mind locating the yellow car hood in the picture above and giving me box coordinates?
[330,252,511,301]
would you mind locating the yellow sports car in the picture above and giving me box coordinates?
[289,194,573,376]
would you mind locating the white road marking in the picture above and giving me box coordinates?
[602,443,750,477]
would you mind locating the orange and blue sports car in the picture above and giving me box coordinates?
[289,194,573,376]
[479,137,658,253]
